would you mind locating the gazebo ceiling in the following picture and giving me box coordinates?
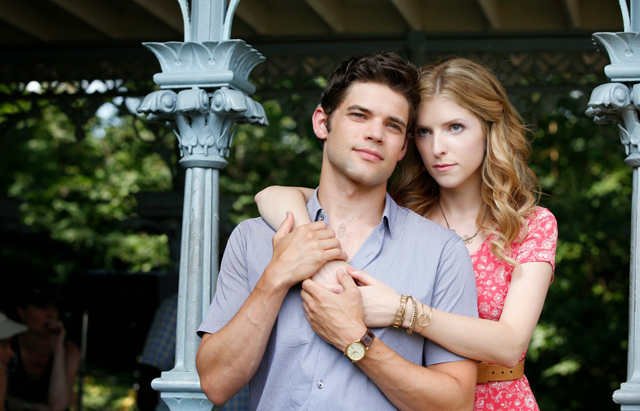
[1,0,624,49]
[0,0,627,90]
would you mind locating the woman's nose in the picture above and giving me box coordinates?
[432,133,446,155]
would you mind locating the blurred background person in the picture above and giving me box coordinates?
[6,284,80,411]
[1,312,27,411]
[137,293,177,411]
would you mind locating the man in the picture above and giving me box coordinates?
[196,52,478,410]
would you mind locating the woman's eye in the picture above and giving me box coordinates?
[451,124,463,132]
[415,128,430,137]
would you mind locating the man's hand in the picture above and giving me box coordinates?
[267,212,348,288]
[301,270,366,351]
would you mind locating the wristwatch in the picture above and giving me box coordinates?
[344,329,376,362]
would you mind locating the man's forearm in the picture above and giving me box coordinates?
[355,339,477,411]
[196,271,290,405]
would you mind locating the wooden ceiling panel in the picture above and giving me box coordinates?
[421,1,489,33]
[0,0,106,43]
[265,3,335,36]
[578,0,625,30]
[131,0,184,33]
[342,2,408,34]
[236,0,272,35]
[0,0,626,49]
[497,1,567,31]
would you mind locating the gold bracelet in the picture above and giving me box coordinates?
[416,303,433,331]
[393,294,408,328]
[407,296,418,335]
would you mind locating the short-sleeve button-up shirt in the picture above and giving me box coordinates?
[199,191,478,410]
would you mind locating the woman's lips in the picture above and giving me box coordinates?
[433,164,455,172]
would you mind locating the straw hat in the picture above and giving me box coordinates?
[0,311,27,340]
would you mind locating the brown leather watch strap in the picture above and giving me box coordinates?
[361,329,375,347]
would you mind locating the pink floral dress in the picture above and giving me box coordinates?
[472,207,558,411]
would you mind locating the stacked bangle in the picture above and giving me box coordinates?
[393,294,408,328]
[407,297,419,335]
[416,303,434,332]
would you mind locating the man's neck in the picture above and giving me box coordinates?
[317,179,387,260]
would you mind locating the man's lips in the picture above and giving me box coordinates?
[355,148,383,161]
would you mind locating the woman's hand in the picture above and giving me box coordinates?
[347,267,400,328]
[45,320,66,351]
[311,260,350,292]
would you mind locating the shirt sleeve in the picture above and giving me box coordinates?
[198,221,252,336]
[515,207,558,272]
[425,235,479,365]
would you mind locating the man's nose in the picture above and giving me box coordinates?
[366,120,385,143]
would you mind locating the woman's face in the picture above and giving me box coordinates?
[18,303,59,335]
[0,338,13,365]
[413,95,486,192]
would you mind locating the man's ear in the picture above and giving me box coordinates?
[312,106,329,143]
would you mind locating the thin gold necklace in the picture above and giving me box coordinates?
[438,201,480,245]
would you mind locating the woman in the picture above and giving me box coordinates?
[7,285,80,411]
[0,312,27,411]
[255,56,557,410]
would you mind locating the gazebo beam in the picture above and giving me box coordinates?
[478,0,501,29]
[236,0,271,35]
[0,0,79,41]
[132,0,184,33]
[305,0,346,33]
[48,0,128,38]
[563,0,582,28]
[390,0,422,31]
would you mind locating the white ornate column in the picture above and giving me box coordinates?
[587,1,640,409]
[137,1,267,409]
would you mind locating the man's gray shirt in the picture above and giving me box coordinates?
[198,191,478,410]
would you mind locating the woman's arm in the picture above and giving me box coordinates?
[349,261,553,368]
[255,186,350,286]
[47,325,80,411]
[255,186,315,229]
[301,273,477,411]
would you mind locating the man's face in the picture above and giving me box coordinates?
[314,81,410,188]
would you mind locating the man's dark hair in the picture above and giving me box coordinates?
[320,51,421,133]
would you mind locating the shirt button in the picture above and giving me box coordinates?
[319,215,324,220]
[317,381,324,389]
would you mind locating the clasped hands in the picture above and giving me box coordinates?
[269,212,402,350]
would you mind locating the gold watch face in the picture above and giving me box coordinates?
[346,341,366,362]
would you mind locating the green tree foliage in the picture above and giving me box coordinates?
[0,94,175,279]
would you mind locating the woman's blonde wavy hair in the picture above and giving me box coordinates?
[391,56,540,265]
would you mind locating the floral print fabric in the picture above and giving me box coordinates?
[471,207,558,411]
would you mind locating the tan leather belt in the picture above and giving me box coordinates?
[477,360,525,384]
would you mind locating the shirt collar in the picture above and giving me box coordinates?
[306,189,397,237]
